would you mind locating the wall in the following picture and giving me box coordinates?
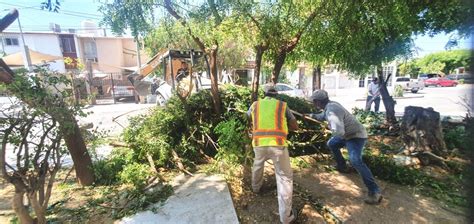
[121,38,148,68]
[1,32,65,72]
[76,37,150,75]
[95,38,124,73]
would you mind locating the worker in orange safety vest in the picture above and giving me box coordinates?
[247,84,299,224]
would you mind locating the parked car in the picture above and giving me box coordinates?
[418,73,440,82]
[112,86,136,101]
[394,77,424,93]
[424,77,458,87]
[273,83,305,98]
[446,73,473,84]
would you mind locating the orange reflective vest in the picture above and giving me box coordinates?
[250,98,289,147]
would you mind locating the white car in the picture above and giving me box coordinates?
[394,77,424,93]
[112,86,136,101]
[274,83,305,98]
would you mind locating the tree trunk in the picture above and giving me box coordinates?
[12,191,34,224]
[271,50,287,84]
[60,118,94,186]
[400,106,447,165]
[377,66,397,124]
[251,44,266,102]
[208,46,222,114]
[312,66,322,91]
[29,193,46,224]
[0,63,95,186]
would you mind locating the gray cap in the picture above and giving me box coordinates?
[264,84,278,95]
[310,89,329,101]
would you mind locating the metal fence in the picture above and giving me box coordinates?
[82,72,137,104]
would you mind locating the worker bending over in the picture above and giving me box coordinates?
[247,85,299,223]
[305,89,383,204]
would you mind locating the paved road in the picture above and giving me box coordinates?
[331,84,473,117]
[80,101,156,136]
[1,97,156,136]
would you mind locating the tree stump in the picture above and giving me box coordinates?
[400,106,447,166]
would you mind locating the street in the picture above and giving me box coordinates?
[2,85,473,135]
[331,84,473,117]
[80,102,156,136]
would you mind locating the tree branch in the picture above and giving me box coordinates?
[286,9,318,52]
[385,72,392,85]
[0,59,15,84]
[1,123,17,180]
[207,0,222,25]
[163,0,207,52]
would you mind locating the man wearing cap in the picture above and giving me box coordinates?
[306,89,382,204]
[366,77,381,112]
[247,85,299,223]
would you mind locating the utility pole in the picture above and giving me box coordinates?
[16,11,32,71]
[134,38,142,103]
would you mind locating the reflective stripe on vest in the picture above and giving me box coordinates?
[251,98,288,147]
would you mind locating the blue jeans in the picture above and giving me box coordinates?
[327,136,380,194]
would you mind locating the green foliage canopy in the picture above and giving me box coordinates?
[417,50,471,74]
[99,0,157,38]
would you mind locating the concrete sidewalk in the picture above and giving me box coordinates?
[118,174,239,224]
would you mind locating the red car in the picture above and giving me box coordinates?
[424,77,458,87]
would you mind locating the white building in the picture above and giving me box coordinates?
[284,62,398,97]
[0,31,66,72]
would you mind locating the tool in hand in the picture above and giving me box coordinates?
[289,109,324,125]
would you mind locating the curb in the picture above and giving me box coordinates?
[355,95,425,101]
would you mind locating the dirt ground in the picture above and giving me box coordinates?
[0,170,115,224]
[228,155,468,224]
[0,155,467,223]
[0,178,15,223]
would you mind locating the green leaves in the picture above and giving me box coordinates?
[99,0,157,38]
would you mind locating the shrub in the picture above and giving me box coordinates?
[93,148,134,185]
[443,125,467,150]
[214,118,252,166]
[364,152,466,207]
[353,108,385,134]
[458,79,464,84]
[394,84,404,97]
[119,163,153,190]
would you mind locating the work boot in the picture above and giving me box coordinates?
[364,192,383,205]
[283,208,298,224]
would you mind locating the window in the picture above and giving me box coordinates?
[395,77,410,82]
[358,78,365,87]
[84,40,97,59]
[276,84,292,91]
[4,37,19,46]
[60,37,76,53]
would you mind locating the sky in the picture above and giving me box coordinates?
[0,0,472,58]
[0,0,103,32]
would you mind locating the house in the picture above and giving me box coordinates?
[1,22,149,102]
[75,35,147,77]
[1,22,148,78]
[1,31,66,72]
[283,62,398,97]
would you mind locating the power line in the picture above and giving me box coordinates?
[0,2,102,20]
[0,1,102,17]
